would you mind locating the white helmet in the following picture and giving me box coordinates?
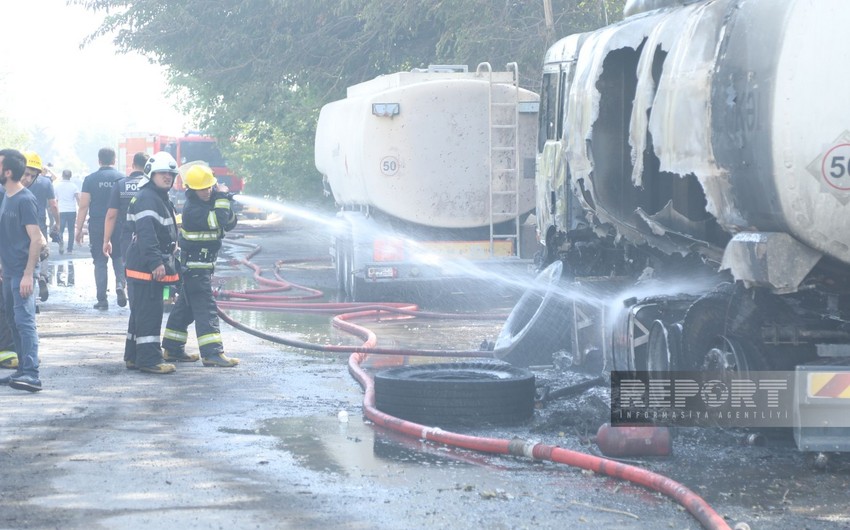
[144,151,179,176]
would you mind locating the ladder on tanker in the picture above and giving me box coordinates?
[477,62,521,259]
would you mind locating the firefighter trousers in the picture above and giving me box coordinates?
[125,279,167,368]
[162,271,224,358]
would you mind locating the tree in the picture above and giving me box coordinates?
[73,0,624,200]
[0,113,30,150]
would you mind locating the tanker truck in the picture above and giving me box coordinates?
[495,0,850,456]
[315,64,539,302]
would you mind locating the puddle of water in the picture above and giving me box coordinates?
[217,274,509,355]
[42,255,102,305]
[222,416,481,476]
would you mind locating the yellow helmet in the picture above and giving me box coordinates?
[185,164,217,190]
[23,151,43,172]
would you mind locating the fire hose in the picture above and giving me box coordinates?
[215,240,734,530]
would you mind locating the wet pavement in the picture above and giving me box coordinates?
[0,217,849,529]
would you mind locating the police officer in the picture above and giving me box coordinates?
[103,152,148,307]
[162,165,239,367]
[123,152,181,374]
[77,148,124,309]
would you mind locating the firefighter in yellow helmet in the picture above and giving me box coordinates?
[161,164,239,367]
[21,151,57,303]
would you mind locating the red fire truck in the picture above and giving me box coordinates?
[118,132,244,208]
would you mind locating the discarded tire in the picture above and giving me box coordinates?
[493,261,572,367]
[374,362,535,426]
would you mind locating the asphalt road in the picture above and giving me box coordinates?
[1,217,849,530]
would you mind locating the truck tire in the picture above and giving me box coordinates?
[646,320,682,375]
[374,362,535,426]
[335,244,346,294]
[681,286,768,374]
[493,261,572,367]
[346,252,374,302]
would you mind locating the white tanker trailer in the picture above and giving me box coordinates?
[496,0,850,456]
[316,64,539,301]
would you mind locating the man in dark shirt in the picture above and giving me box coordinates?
[0,149,44,392]
[103,152,147,308]
[104,152,147,267]
[76,148,124,310]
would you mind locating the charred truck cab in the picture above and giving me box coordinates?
[522,0,850,455]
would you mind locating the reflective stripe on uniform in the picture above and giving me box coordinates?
[126,269,180,283]
[208,211,219,230]
[180,228,219,241]
[136,335,161,345]
[127,209,175,226]
[185,262,215,269]
[197,333,222,347]
[214,199,231,209]
[163,329,188,342]
[126,333,134,341]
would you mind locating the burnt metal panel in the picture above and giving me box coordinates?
[721,232,822,293]
[710,1,794,232]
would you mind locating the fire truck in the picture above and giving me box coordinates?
[118,132,244,210]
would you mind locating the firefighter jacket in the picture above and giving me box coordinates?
[124,182,180,284]
[178,190,237,272]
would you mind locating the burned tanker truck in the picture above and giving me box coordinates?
[496,0,850,451]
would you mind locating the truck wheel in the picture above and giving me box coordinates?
[647,320,682,375]
[681,288,767,374]
[335,244,346,293]
[349,274,368,302]
[374,362,535,426]
[343,247,355,301]
[345,252,371,302]
[493,261,572,367]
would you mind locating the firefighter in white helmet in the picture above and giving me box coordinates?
[162,164,239,367]
[123,152,181,374]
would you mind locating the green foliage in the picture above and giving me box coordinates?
[0,113,30,150]
[74,0,624,202]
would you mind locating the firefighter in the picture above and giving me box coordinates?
[21,152,58,303]
[123,152,181,374]
[162,165,239,367]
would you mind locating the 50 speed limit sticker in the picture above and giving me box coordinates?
[808,131,850,202]
[821,143,850,191]
[380,156,399,176]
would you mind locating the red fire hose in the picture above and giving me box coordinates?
[217,241,734,530]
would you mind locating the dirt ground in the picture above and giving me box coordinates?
[1,217,849,530]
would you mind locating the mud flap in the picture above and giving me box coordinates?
[794,363,850,452]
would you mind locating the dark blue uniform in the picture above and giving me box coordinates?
[162,190,236,359]
[82,166,123,305]
[123,181,179,369]
[106,170,144,263]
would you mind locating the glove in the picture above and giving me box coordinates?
[49,229,62,243]
[215,190,236,201]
